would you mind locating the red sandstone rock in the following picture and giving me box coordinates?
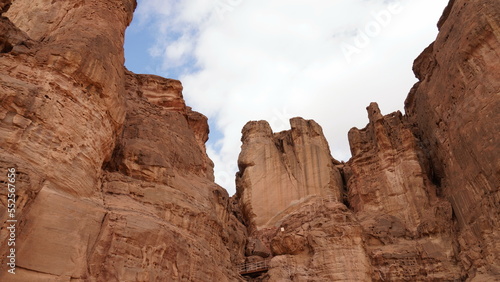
[0,0,246,281]
[236,118,343,230]
[0,0,30,54]
[0,0,498,281]
[0,0,10,14]
[265,198,372,281]
[347,103,447,235]
[405,0,500,279]
[346,103,463,281]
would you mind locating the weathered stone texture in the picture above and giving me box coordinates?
[86,72,246,281]
[236,118,343,230]
[347,103,447,235]
[0,0,499,281]
[405,0,500,279]
[0,0,30,54]
[346,104,463,281]
[265,198,372,281]
[1,1,135,278]
[0,0,11,14]
[0,0,246,281]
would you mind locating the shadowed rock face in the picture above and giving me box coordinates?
[405,0,500,279]
[347,103,444,235]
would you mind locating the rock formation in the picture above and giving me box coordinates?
[0,0,498,281]
[265,199,373,281]
[405,0,500,279]
[236,118,343,230]
[0,0,246,281]
[235,118,368,280]
[345,103,462,281]
[235,0,499,281]
[234,104,461,281]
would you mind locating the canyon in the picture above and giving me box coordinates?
[0,0,498,281]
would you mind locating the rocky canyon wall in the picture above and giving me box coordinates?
[405,0,500,279]
[0,0,246,281]
[235,0,499,281]
[236,118,343,230]
[345,103,462,281]
[0,0,498,281]
[235,105,462,281]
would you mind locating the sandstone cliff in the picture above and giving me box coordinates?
[235,105,461,281]
[405,0,500,279]
[0,0,498,281]
[345,103,462,281]
[234,118,368,280]
[235,0,499,281]
[236,118,343,230]
[0,0,246,281]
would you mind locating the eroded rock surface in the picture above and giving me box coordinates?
[405,0,500,279]
[263,197,372,281]
[236,118,343,230]
[0,0,246,281]
[346,104,463,281]
[346,103,456,237]
[235,0,499,280]
[0,0,498,281]
[88,72,246,281]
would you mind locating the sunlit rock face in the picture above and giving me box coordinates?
[236,117,344,230]
[345,103,462,281]
[235,0,499,280]
[235,118,371,281]
[405,0,500,279]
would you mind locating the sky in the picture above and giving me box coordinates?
[124,0,449,195]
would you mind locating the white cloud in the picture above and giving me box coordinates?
[128,0,449,195]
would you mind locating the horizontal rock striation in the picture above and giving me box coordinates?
[89,72,246,281]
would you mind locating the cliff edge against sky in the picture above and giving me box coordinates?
[0,0,498,281]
